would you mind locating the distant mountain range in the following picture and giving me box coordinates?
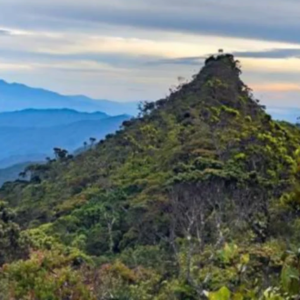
[0,154,47,169]
[0,79,139,116]
[0,114,129,160]
[0,78,137,185]
[0,109,130,164]
[0,108,109,128]
[0,109,131,184]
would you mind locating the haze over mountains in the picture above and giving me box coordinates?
[0,110,129,165]
[0,108,110,128]
[0,79,139,116]
[0,108,130,186]
[0,80,137,184]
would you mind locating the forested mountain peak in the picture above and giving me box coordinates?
[140,54,262,122]
[1,54,300,299]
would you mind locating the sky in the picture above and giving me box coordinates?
[0,0,300,110]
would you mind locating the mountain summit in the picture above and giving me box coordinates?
[1,54,300,299]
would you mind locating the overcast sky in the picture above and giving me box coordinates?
[0,0,300,107]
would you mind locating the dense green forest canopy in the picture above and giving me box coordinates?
[1,54,300,299]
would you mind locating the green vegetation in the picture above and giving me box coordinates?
[0,162,33,187]
[1,54,300,299]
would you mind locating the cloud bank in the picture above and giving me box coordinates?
[0,0,299,107]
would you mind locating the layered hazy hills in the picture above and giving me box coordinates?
[0,108,109,127]
[0,79,138,116]
[0,109,130,184]
[0,77,137,185]
[0,111,129,161]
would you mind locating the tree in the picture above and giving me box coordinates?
[89,137,96,147]
[53,147,69,160]
[167,180,229,296]
[23,164,51,182]
[0,201,29,266]
[18,171,26,179]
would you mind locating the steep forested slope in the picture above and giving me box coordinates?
[1,54,300,299]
